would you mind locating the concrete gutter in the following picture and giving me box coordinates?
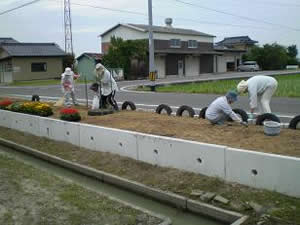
[0,137,247,225]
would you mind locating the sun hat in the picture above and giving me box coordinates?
[226,90,238,102]
[237,80,248,93]
[64,67,72,76]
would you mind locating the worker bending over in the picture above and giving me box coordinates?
[237,75,278,116]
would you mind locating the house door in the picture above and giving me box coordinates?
[178,60,184,76]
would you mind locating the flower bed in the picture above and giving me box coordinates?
[0,99,13,110]
[9,102,53,117]
[60,108,81,122]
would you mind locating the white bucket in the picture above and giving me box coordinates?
[264,121,281,136]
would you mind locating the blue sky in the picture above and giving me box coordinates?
[1,0,299,56]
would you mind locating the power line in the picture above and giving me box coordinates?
[190,0,300,8]
[47,0,273,31]
[0,0,42,16]
[172,0,300,31]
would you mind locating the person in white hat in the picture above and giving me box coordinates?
[237,75,278,117]
[61,67,79,106]
[205,90,248,126]
[94,63,119,110]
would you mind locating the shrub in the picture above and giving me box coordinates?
[0,99,13,110]
[10,102,53,117]
[60,108,81,122]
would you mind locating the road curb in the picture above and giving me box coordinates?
[0,137,247,225]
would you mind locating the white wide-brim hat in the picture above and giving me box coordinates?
[64,67,72,76]
[237,80,248,93]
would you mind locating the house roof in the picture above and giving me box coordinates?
[214,45,246,53]
[77,52,102,61]
[216,36,258,46]
[0,38,19,44]
[0,43,66,57]
[100,23,215,38]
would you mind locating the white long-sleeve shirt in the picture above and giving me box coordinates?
[247,75,278,109]
[99,69,118,96]
[205,96,241,122]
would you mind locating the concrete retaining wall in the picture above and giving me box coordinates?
[0,109,299,198]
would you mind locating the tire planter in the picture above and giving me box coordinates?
[156,104,172,116]
[199,107,208,119]
[31,95,40,102]
[176,105,195,118]
[227,108,248,122]
[256,113,281,125]
[289,115,300,129]
[121,101,136,111]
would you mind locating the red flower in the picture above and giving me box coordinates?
[0,99,13,107]
[60,108,79,115]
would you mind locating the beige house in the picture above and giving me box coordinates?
[100,20,220,78]
[0,40,66,83]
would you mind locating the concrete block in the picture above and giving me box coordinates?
[200,192,216,202]
[0,110,12,128]
[187,199,242,223]
[79,123,99,151]
[225,147,300,198]
[213,195,230,205]
[23,114,40,137]
[137,134,226,178]
[80,124,138,160]
[10,111,26,132]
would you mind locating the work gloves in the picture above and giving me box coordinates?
[240,121,249,127]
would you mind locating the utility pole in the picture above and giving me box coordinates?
[64,0,74,55]
[148,0,156,91]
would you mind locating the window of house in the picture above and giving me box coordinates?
[170,39,181,48]
[31,63,47,72]
[188,40,198,48]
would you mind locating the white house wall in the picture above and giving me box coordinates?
[217,56,227,73]
[102,25,214,43]
[185,56,199,76]
[155,56,165,78]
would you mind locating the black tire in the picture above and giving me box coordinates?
[121,101,136,111]
[156,104,172,116]
[199,107,208,119]
[227,108,248,122]
[256,113,281,125]
[31,95,40,102]
[289,115,300,129]
[176,105,195,117]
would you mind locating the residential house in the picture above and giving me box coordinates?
[76,52,102,81]
[100,19,224,78]
[216,36,258,52]
[0,41,67,83]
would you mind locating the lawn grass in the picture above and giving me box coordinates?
[9,79,90,86]
[138,74,300,98]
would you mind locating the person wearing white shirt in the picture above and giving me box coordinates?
[206,91,247,126]
[94,63,119,110]
[237,75,278,117]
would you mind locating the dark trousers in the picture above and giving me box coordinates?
[100,91,118,110]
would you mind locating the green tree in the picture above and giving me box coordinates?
[287,45,298,58]
[243,43,289,70]
[102,37,148,80]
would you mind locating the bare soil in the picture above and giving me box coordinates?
[52,106,300,158]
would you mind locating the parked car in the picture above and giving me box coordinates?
[238,61,260,72]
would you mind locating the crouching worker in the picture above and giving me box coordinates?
[94,63,119,110]
[205,91,248,127]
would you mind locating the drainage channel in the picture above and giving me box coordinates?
[0,145,226,225]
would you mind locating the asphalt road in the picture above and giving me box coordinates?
[1,70,299,120]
